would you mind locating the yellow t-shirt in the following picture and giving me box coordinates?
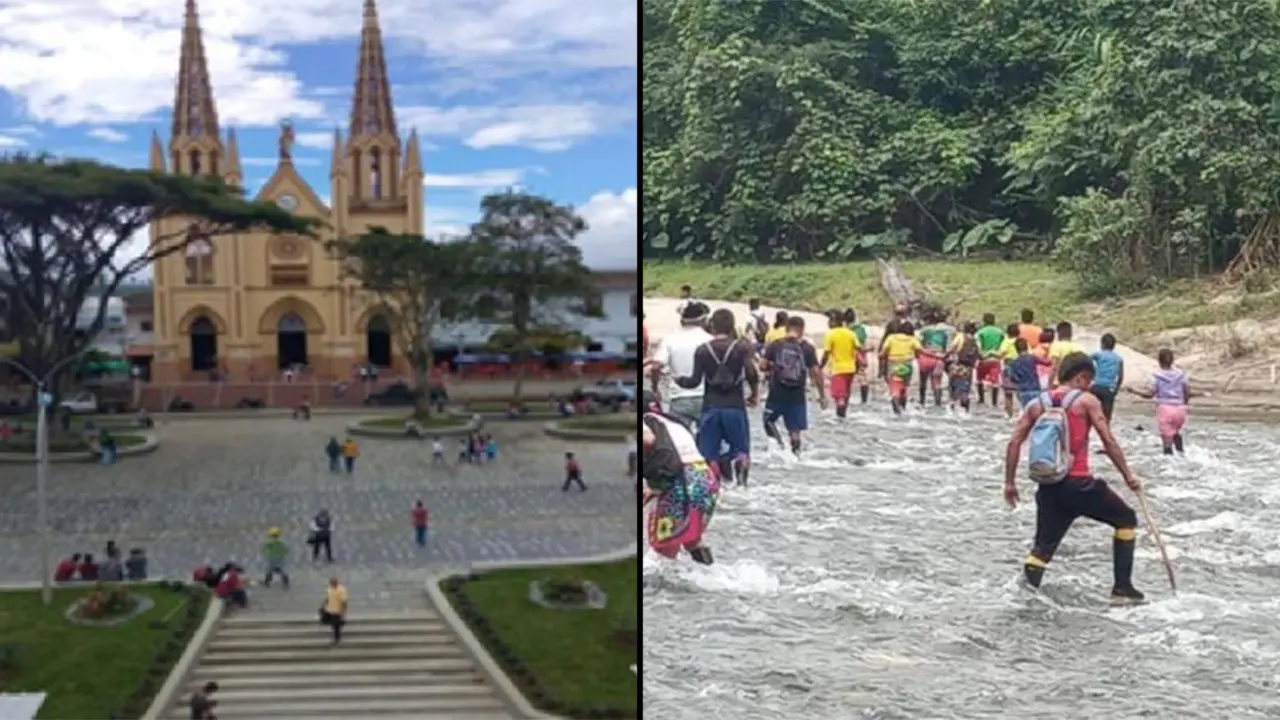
[823,327,861,375]
[881,334,922,364]
[1048,340,1083,362]
[324,584,348,615]
[998,337,1018,362]
[342,441,359,458]
[764,327,787,345]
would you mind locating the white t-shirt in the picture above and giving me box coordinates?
[654,326,712,400]
[432,441,444,454]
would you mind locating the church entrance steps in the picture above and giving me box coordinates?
[170,611,515,718]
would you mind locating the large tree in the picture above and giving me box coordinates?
[327,228,481,418]
[0,154,319,396]
[467,190,600,400]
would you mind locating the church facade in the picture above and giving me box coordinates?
[149,0,423,383]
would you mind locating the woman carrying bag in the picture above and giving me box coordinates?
[319,575,348,645]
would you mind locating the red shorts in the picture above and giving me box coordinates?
[977,359,1001,386]
[917,356,943,387]
[830,373,854,403]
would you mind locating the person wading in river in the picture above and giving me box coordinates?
[650,301,712,430]
[673,308,759,487]
[760,316,826,455]
[1003,352,1146,604]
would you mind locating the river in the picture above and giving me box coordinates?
[642,401,1280,719]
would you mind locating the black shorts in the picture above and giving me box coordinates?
[1031,476,1137,562]
[1091,385,1116,422]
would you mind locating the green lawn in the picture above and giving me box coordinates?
[358,414,467,430]
[643,259,1280,338]
[443,558,637,718]
[0,433,148,455]
[0,584,210,719]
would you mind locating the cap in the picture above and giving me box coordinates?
[268,527,281,537]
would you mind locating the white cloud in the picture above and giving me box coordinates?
[423,169,524,190]
[425,206,477,238]
[575,188,636,270]
[400,103,631,152]
[0,1,633,130]
[87,128,129,143]
[294,132,332,150]
[0,135,27,149]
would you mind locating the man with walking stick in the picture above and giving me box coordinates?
[1001,352,1153,605]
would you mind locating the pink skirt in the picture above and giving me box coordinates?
[1155,404,1188,441]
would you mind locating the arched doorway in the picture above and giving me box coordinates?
[276,312,308,369]
[190,316,218,372]
[366,314,392,367]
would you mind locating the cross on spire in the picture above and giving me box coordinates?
[171,0,220,141]
[348,0,398,140]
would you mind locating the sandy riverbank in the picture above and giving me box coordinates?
[643,296,1280,423]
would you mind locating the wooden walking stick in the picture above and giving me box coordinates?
[1134,486,1178,594]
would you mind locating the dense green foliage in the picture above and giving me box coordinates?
[643,0,1280,294]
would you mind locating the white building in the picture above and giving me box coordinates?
[432,271,638,354]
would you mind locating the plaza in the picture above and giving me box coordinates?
[0,416,637,612]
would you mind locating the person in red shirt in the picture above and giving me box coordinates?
[562,452,586,492]
[215,566,248,609]
[411,500,429,548]
[54,554,80,582]
[77,553,99,581]
[1003,352,1145,605]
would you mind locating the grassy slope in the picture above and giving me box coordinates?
[444,558,638,715]
[0,585,209,719]
[643,259,1280,338]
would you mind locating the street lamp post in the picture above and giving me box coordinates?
[1,352,93,605]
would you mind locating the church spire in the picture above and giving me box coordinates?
[171,0,220,142]
[348,0,398,140]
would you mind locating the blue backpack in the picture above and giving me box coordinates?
[1026,390,1084,484]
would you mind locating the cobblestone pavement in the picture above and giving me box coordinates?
[0,417,637,611]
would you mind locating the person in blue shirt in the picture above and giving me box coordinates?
[1090,333,1125,423]
[1003,338,1044,410]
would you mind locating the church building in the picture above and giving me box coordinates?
[148,0,424,383]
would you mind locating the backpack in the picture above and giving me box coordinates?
[705,341,742,393]
[753,315,769,340]
[956,336,980,367]
[1026,390,1084,484]
[773,341,808,388]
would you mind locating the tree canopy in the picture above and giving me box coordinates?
[0,155,318,385]
[469,190,599,397]
[643,0,1280,294]
[328,228,481,417]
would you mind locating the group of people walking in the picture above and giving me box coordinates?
[641,289,1195,601]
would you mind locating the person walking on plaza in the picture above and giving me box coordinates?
[411,500,429,548]
[341,437,359,474]
[309,509,334,563]
[324,436,341,472]
[562,451,587,492]
[262,527,290,589]
[320,575,349,646]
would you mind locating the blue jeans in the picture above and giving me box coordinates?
[414,526,428,546]
[696,406,750,463]
[764,399,808,433]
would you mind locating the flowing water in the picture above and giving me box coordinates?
[643,400,1280,719]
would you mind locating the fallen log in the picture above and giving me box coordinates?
[875,257,926,322]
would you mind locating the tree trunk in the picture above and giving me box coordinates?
[411,347,433,420]
[876,257,925,321]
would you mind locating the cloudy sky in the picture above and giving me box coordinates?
[0,0,638,270]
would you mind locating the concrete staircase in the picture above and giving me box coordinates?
[169,611,513,718]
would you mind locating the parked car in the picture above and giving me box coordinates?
[59,387,132,415]
[578,378,637,405]
[364,381,448,407]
